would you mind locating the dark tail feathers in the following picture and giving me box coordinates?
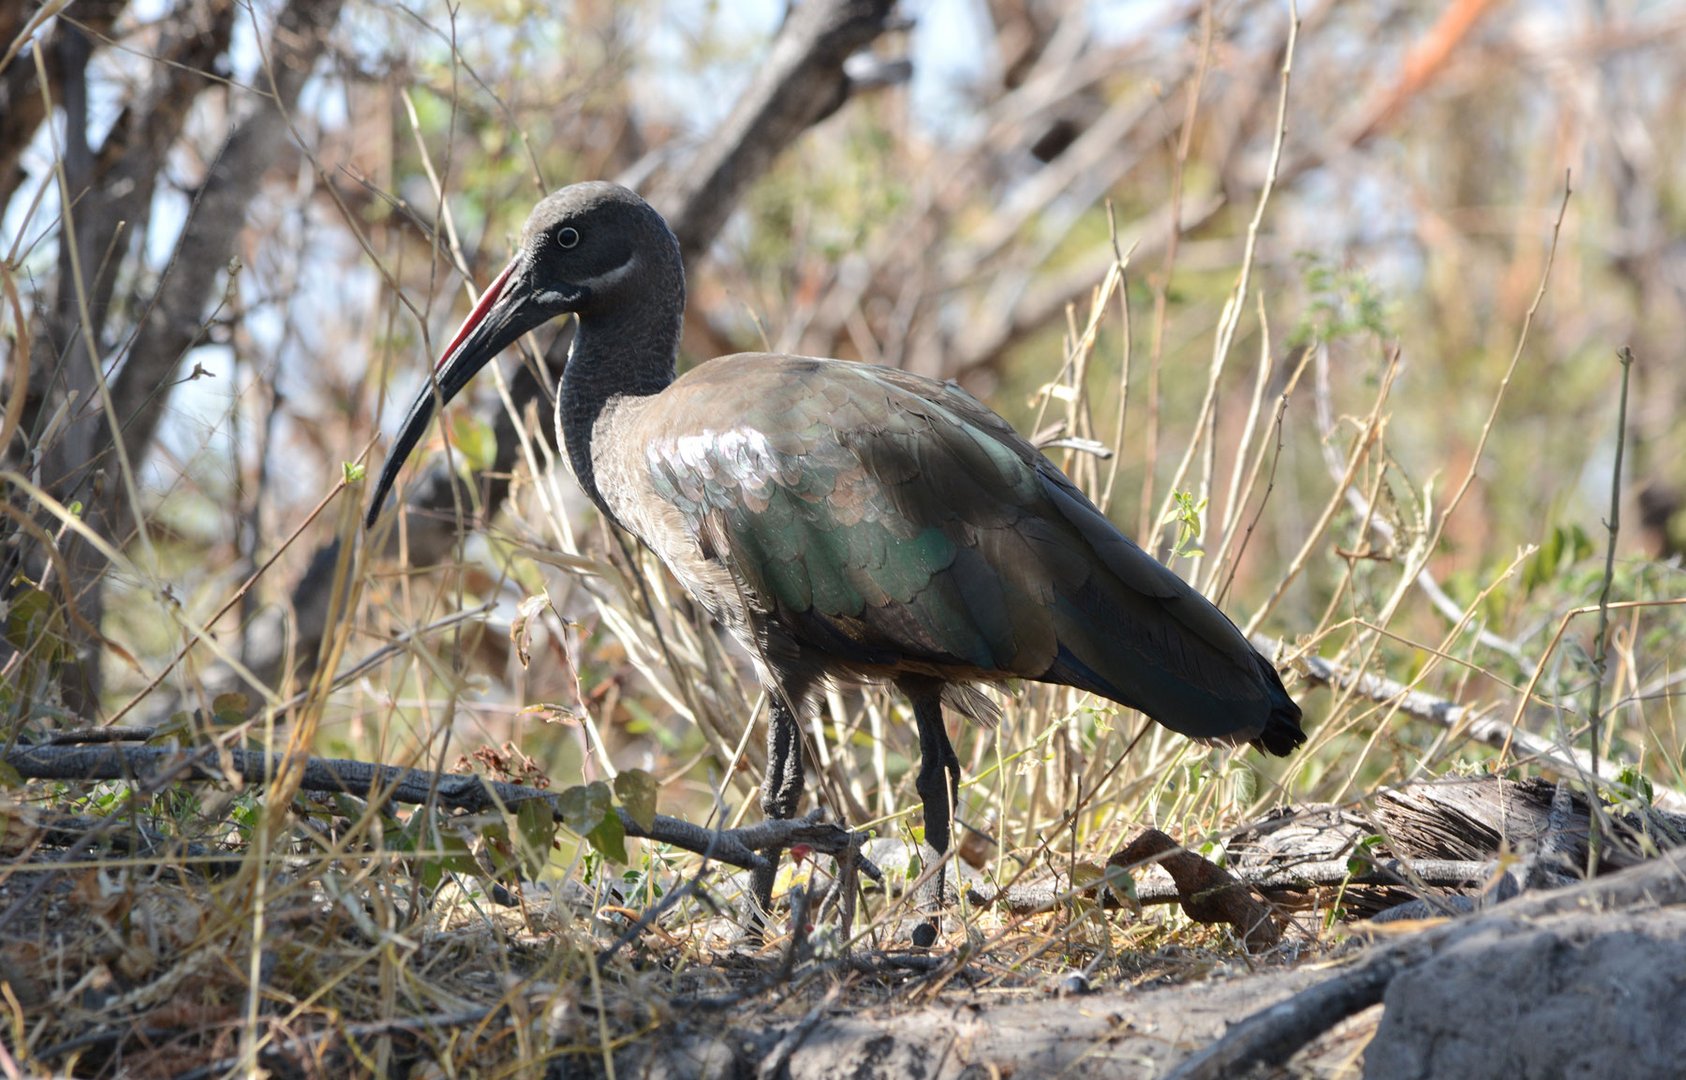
[1248,651,1306,757]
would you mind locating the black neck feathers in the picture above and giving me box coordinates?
[557,244,685,521]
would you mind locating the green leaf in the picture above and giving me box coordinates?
[515,798,559,877]
[1289,254,1398,346]
[394,809,480,890]
[558,781,612,834]
[5,588,56,652]
[1347,834,1386,876]
[1614,766,1654,807]
[1166,490,1207,560]
[1102,860,1139,909]
[343,461,366,484]
[148,713,193,745]
[1230,765,1258,806]
[0,760,22,789]
[450,413,498,474]
[614,769,658,832]
[427,826,480,890]
[211,692,249,725]
[587,810,628,864]
[480,819,518,880]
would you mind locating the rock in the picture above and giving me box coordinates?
[1364,911,1686,1080]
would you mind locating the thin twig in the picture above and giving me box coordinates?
[1255,632,1686,810]
[674,884,816,1010]
[596,860,718,966]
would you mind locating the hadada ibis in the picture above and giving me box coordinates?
[368,182,1305,945]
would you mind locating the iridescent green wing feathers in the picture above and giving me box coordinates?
[641,354,1298,747]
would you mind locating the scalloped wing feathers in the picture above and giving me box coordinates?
[625,354,1300,750]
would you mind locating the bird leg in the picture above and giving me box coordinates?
[910,690,961,948]
[747,691,805,934]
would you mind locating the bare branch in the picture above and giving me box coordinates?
[0,1,128,210]
[111,0,344,473]
[656,0,900,270]
[2,742,879,877]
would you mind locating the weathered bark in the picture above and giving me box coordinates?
[610,965,1334,1079]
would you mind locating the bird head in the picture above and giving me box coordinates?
[365,182,678,528]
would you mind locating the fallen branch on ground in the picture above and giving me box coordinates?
[960,847,1492,916]
[2,743,879,880]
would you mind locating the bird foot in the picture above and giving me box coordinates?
[736,821,880,946]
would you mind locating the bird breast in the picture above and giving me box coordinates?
[590,394,762,631]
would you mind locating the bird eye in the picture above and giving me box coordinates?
[556,226,580,250]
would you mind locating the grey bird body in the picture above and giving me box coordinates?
[369,182,1304,943]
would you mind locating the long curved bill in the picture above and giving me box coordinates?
[365,257,572,528]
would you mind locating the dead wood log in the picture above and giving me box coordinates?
[948,850,1495,915]
[619,962,1335,1079]
[1229,775,1686,912]
[861,831,1491,929]
[943,777,1685,928]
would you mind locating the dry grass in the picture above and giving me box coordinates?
[5,4,1686,1075]
[7,201,1682,1074]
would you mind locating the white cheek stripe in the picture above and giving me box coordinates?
[579,254,638,292]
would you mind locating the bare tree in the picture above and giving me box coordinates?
[4,0,341,712]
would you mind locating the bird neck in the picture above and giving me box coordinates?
[559,298,682,519]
